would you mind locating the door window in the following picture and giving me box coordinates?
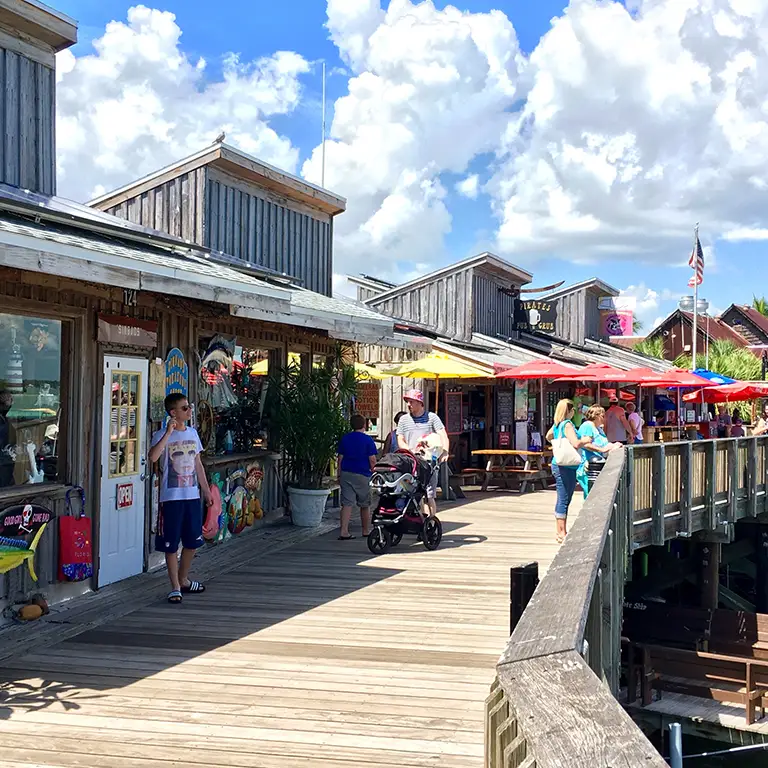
[109,371,141,477]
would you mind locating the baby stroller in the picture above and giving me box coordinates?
[367,450,443,554]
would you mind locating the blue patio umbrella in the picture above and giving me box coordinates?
[693,368,737,386]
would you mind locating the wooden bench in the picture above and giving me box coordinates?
[710,609,768,660]
[631,643,768,724]
[483,469,549,493]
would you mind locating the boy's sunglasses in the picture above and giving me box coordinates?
[177,405,191,412]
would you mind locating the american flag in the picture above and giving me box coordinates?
[688,233,704,287]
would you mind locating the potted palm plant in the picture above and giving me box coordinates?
[265,354,358,526]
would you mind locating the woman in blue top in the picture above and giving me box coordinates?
[546,399,591,544]
[577,406,620,498]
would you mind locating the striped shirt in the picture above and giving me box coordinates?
[396,412,445,452]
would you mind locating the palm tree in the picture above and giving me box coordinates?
[632,318,644,334]
[753,296,768,317]
[633,337,665,360]
[675,340,761,380]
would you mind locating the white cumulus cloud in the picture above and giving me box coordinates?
[303,0,525,278]
[456,174,480,199]
[55,5,308,202]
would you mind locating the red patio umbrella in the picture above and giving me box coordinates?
[494,359,580,442]
[494,359,579,379]
[553,362,644,383]
[636,368,713,388]
[682,382,768,404]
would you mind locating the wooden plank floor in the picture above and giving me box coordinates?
[0,490,573,768]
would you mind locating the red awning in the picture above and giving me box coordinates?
[683,382,768,404]
[495,359,580,379]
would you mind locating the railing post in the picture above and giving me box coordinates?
[626,447,636,556]
[680,441,693,536]
[651,444,666,546]
[763,437,768,515]
[704,440,717,531]
[726,439,739,526]
[748,437,758,520]
[510,563,539,636]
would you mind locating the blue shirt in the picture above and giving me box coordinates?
[578,421,609,463]
[338,431,378,477]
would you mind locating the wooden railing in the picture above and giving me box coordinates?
[627,436,768,548]
[485,435,768,767]
[485,449,665,768]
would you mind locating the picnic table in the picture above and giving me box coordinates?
[470,449,552,493]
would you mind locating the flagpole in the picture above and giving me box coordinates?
[692,223,699,372]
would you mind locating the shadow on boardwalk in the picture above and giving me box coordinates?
[0,492,560,768]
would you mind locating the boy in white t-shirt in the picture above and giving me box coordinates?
[149,393,213,604]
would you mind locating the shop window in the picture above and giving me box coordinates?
[109,370,141,477]
[0,313,62,488]
[198,335,271,455]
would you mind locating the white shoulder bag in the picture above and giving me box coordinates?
[552,421,582,467]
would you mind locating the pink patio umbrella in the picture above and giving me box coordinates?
[682,382,768,405]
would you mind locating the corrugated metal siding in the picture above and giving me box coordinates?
[206,175,332,295]
[472,273,516,339]
[0,48,55,195]
[369,267,474,341]
[103,168,207,244]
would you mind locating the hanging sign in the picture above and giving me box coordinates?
[165,347,188,397]
[0,504,51,536]
[149,359,166,422]
[356,383,380,419]
[600,309,634,337]
[116,483,134,509]
[97,314,157,348]
[514,299,558,334]
[514,381,528,421]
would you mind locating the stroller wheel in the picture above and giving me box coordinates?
[390,531,403,548]
[367,526,391,555]
[422,517,442,551]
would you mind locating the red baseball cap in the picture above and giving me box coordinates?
[403,389,424,403]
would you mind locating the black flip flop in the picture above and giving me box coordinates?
[338,535,356,540]
[181,581,206,594]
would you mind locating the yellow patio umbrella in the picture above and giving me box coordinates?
[383,353,490,405]
[250,359,390,380]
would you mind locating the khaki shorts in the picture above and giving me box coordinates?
[340,471,372,508]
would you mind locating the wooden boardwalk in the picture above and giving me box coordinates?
[0,491,573,768]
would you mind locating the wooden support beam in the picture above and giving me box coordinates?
[756,524,768,614]
[748,438,758,520]
[727,440,739,525]
[699,542,721,610]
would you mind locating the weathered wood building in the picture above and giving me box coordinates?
[90,144,342,296]
[0,0,395,612]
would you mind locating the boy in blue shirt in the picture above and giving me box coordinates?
[337,413,377,540]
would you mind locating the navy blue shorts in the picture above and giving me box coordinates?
[155,499,204,553]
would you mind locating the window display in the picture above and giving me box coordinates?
[198,335,271,455]
[0,313,62,487]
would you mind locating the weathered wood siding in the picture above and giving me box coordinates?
[720,307,765,345]
[472,271,516,340]
[356,285,382,302]
[0,267,334,606]
[205,168,332,295]
[0,47,55,195]
[368,267,474,341]
[551,288,604,344]
[102,167,207,245]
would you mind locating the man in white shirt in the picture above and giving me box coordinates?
[626,402,644,444]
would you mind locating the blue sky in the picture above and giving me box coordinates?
[53,0,765,330]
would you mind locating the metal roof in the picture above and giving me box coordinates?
[722,305,768,341]
[89,143,346,216]
[539,278,619,301]
[365,252,533,306]
[0,213,290,312]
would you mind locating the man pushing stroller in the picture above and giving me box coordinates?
[396,389,449,518]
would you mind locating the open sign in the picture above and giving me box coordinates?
[116,483,134,509]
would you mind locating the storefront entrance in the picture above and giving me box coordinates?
[99,356,148,587]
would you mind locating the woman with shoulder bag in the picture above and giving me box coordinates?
[546,399,590,544]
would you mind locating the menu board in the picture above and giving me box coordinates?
[356,383,380,419]
[445,391,463,435]
[497,390,514,426]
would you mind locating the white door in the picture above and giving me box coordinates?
[99,356,149,587]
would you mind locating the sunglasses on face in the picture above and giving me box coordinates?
[177,405,191,412]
